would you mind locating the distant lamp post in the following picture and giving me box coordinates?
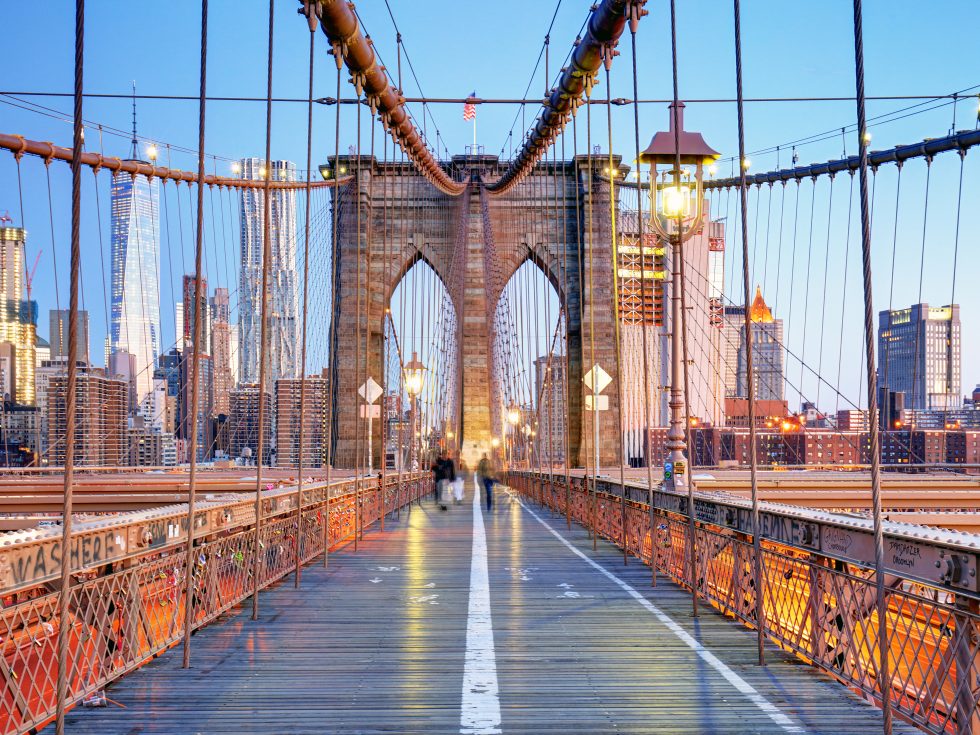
[404,352,427,398]
[639,102,720,491]
[231,161,242,176]
[403,352,427,470]
[506,403,521,427]
[146,144,158,162]
[318,163,333,180]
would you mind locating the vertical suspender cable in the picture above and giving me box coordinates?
[354,92,363,549]
[324,45,342,568]
[380,129,388,530]
[55,1,84,731]
[560,128,572,529]
[363,108,375,538]
[586,90,598,551]
[295,1,318,587]
[183,0,209,667]
[668,0,698,618]
[627,4,657,585]
[603,59,628,565]
[732,0,765,666]
[252,0,275,621]
[851,1,892,731]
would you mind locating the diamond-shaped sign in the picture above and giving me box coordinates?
[583,364,612,394]
[358,377,383,405]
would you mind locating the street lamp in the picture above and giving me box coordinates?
[403,352,426,470]
[506,402,520,427]
[146,144,158,162]
[230,161,242,176]
[639,102,720,491]
[318,163,333,180]
[404,352,427,398]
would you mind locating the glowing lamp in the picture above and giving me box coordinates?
[862,130,872,145]
[491,437,501,449]
[506,403,520,426]
[230,161,242,176]
[639,102,720,244]
[318,163,333,180]
[258,166,267,179]
[403,352,426,397]
[661,184,692,218]
[146,144,158,162]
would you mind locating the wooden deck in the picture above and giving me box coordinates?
[57,482,911,734]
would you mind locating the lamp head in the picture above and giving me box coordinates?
[403,351,427,396]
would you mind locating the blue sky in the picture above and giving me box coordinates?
[0,1,977,411]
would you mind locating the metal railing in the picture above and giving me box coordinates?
[0,471,428,735]
[509,471,980,735]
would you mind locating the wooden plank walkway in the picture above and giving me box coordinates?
[56,481,912,734]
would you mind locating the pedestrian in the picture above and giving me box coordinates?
[443,454,457,508]
[477,453,495,511]
[431,453,444,506]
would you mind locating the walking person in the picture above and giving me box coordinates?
[477,453,495,511]
[431,453,444,506]
[441,454,457,510]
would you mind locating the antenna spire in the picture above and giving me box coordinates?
[130,80,139,159]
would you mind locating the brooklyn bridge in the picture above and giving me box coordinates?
[0,0,977,733]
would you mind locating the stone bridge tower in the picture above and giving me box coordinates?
[328,154,624,470]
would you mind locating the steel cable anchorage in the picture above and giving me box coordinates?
[486,0,643,195]
[313,0,465,196]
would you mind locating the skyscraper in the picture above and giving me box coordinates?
[111,154,160,406]
[276,374,329,468]
[722,287,785,403]
[0,224,38,404]
[533,355,566,464]
[49,309,89,363]
[182,275,210,354]
[211,288,233,416]
[878,303,960,411]
[238,158,299,385]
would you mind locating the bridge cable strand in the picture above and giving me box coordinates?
[294,0,318,589]
[625,8,658,570]
[732,0,766,665]
[851,0,893,731]
[666,0,700,618]
[907,160,931,431]
[323,42,343,566]
[54,0,84,730]
[251,0,276,622]
[487,0,633,195]
[602,53,630,564]
[586,81,599,549]
[814,174,835,410]
[182,0,210,669]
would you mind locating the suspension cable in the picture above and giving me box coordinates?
[182,0,209,668]
[251,0,276,622]
[54,0,84,731]
[732,0,765,666]
[851,0,892,729]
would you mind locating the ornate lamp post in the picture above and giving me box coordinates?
[403,352,426,470]
[639,103,719,492]
[506,401,521,466]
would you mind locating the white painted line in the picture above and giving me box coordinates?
[510,491,805,734]
[460,486,502,735]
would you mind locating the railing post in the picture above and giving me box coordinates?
[954,594,980,735]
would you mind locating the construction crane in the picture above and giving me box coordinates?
[25,249,41,301]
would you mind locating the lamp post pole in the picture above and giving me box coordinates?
[666,231,687,493]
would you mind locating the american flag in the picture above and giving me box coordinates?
[463,92,477,121]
